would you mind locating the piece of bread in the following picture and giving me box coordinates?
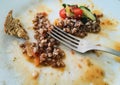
[4,10,29,39]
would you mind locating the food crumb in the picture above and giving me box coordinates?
[78,64,82,68]
[68,71,71,74]
[92,50,102,57]
[71,49,75,55]
[106,61,111,64]
[4,10,29,40]
[13,57,17,62]
[32,70,39,79]
[83,58,93,67]
[93,10,103,18]
[28,10,33,13]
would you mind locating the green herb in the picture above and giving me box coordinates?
[62,4,66,8]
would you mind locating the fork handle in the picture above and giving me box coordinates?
[92,46,120,56]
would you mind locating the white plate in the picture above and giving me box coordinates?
[0,0,120,85]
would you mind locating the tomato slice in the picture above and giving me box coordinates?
[72,8,83,17]
[59,8,66,19]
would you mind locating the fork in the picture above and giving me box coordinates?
[48,25,120,56]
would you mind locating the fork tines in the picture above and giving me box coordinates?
[48,25,80,50]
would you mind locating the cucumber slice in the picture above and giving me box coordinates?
[79,6,96,21]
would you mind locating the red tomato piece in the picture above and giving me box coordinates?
[59,8,66,19]
[72,8,83,17]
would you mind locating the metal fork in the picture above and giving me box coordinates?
[48,25,120,56]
